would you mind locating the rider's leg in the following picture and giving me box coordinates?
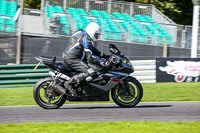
[64,73,88,96]
[64,60,90,96]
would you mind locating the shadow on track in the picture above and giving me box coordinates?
[59,105,172,110]
[135,105,172,108]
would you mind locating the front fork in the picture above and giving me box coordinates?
[119,80,130,95]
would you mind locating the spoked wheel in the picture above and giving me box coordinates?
[111,78,143,108]
[33,77,66,109]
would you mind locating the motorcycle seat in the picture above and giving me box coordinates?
[37,56,56,62]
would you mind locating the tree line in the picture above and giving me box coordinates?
[124,0,193,25]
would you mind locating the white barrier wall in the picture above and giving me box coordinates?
[130,60,156,83]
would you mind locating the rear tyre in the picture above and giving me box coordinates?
[111,77,143,108]
[33,77,67,109]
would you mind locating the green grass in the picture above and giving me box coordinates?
[0,121,199,133]
[142,82,200,102]
[0,82,199,106]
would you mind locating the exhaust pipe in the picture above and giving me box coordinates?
[49,82,66,95]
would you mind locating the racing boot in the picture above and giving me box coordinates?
[64,73,89,96]
[64,81,77,96]
[64,75,79,96]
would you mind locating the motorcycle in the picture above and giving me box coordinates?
[33,44,143,109]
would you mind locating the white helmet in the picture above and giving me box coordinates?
[85,22,101,42]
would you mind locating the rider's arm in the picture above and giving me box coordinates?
[83,44,106,66]
[93,47,109,59]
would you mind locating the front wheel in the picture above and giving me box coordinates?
[33,77,67,109]
[111,77,143,108]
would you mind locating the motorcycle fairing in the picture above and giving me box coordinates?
[67,72,127,101]
[89,79,119,91]
[67,85,110,101]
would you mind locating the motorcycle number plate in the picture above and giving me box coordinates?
[123,59,127,63]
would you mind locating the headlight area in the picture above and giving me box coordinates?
[128,61,134,71]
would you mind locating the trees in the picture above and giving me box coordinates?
[23,0,41,9]
[124,0,193,25]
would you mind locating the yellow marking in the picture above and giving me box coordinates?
[123,59,127,63]
[34,62,41,71]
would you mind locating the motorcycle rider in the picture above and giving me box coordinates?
[54,22,109,96]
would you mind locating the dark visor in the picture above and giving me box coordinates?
[94,33,100,39]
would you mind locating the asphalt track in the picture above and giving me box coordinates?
[0,102,200,123]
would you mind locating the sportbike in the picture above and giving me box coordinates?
[33,44,143,109]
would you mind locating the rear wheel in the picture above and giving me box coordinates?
[33,77,67,109]
[111,77,143,108]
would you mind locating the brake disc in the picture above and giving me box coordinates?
[118,84,135,101]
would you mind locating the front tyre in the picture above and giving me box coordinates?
[111,77,143,108]
[33,77,67,109]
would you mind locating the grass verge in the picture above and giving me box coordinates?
[0,82,199,106]
[0,121,199,133]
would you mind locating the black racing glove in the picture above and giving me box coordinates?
[104,55,110,60]
[100,60,110,67]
